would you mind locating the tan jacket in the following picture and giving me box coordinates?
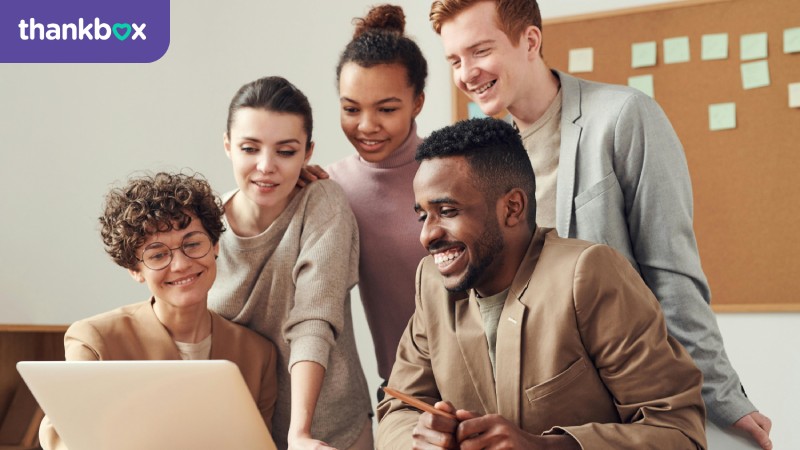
[39,299,278,450]
[377,228,706,449]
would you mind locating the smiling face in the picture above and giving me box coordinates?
[339,62,424,163]
[414,156,510,296]
[224,108,313,214]
[440,1,533,117]
[128,214,218,313]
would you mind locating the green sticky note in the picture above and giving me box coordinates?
[628,74,654,98]
[631,41,657,68]
[701,33,728,60]
[568,47,594,73]
[740,32,768,61]
[789,83,800,108]
[663,36,690,64]
[784,27,800,54]
[468,102,488,119]
[709,103,736,131]
[741,60,770,89]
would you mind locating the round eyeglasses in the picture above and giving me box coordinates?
[136,231,213,271]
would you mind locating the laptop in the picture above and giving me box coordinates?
[17,360,277,450]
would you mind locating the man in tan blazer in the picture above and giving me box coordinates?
[377,118,706,449]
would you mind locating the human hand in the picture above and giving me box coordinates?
[287,434,337,450]
[297,164,329,187]
[455,410,580,450]
[411,401,460,449]
[732,411,772,450]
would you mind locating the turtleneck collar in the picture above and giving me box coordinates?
[358,121,423,169]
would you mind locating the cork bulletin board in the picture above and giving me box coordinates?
[453,0,800,312]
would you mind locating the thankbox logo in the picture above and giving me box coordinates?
[1,0,169,63]
[18,18,147,41]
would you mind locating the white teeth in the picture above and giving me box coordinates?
[168,275,196,286]
[361,140,381,145]
[434,248,463,265]
[254,181,276,188]
[474,80,496,94]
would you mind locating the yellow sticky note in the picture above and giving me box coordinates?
[631,41,657,68]
[740,32,768,61]
[628,75,654,98]
[568,48,593,73]
[741,60,770,90]
[784,27,800,54]
[663,36,690,64]
[789,83,800,108]
[702,33,728,60]
[709,103,736,131]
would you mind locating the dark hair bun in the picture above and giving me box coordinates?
[353,4,405,39]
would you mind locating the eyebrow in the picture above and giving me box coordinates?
[340,96,403,105]
[414,197,459,213]
[446,39,495,60]
[239,137,301,146]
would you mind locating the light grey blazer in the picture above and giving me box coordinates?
[553,70,755,426]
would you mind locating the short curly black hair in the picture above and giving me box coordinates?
[416,118,536,226]
[99,172,225,270]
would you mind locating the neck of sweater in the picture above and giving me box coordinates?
[359,122,422,169]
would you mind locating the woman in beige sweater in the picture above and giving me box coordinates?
[208,76,372,450]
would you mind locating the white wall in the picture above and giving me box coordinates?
[1,0,795,448]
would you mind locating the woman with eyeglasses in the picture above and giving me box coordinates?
[39,172,279,450]
[207,76,372,450]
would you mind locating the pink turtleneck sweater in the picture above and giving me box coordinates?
[327,124,427,380]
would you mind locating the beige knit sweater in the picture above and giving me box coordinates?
[208,179,372,450]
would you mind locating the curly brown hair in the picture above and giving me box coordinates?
[99,172,225,270]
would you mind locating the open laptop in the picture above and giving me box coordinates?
[17,360,277,450]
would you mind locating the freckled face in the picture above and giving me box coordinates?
[339,62,424,163]
[414,157,505,294]
[224,108,313,213]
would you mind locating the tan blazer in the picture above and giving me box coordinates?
[377,228,706,449]
[40,299,278,450]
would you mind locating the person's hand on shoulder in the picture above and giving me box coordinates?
[412,401,459,449]
[733,411,773,450]
[454,410,581,450]
[297,164,329,188]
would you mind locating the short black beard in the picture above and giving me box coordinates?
[445,217,504,293]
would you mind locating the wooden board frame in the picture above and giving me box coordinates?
[453,0,800,312]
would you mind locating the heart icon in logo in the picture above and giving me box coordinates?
[112,23,132,41]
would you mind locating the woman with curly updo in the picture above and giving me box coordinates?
[326,4,429,401]
[39,172,278,450]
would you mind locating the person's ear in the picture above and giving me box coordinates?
[304,141,315,164]
[223,132,232,160]
[502,188,527,227]
[128,268,145,283]
[521,25,543,59]
[412,92,425,119]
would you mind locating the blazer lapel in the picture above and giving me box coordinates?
[494,229,545,425]
[495,297,525,425]
[455,296,498,414]
[555,70,583,238]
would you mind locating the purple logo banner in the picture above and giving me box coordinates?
[0,0,170,63]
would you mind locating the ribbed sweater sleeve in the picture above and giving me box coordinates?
[285,184,360,369]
